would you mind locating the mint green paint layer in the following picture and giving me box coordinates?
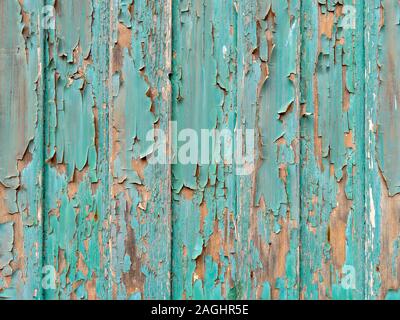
[236,0,301,300]
[1,0,400,301]
[300,0,365,300]
[171,0,237,300]
[365,0,400,299]
[43,0,111,299]
[0,0,44,299]
[110,0,172,299]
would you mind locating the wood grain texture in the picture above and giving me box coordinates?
[0,0,44,299]
[110,0,172,299]
[43,0,111,299]
[365,0,400,300]
[236,0,301,300]
[299,0,365,299]
[171,0,238,300]
[1,0,400,300]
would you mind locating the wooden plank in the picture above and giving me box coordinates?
[299,0,365,299]
[365,0,400,300]
[2,0,400,301]
[236,0,301,299]
[110,0,172,299]
[43,0,111,299]
[171,0,238,299]
[0,0,44,299]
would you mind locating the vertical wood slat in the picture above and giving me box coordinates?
[236,0,301,299]
[1,0,400,301]
[365,0,400,300]
[171,0,238,299]
[42,0,173,300]
[43,0,111,299]
[300,0,365,299]
[0,0,44,299]
[110,0,172,299]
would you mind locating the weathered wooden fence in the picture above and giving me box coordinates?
[0,0,399,300]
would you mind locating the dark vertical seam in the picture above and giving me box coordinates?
[41,0,49,301]
[298,0,304,300]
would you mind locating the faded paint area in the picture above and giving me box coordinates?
[43,0,110,299]
[365,0,400,300]
[236,0,301,299]
[1,0,400,301]
[110,0,171,299]
[300,0,365,299]
[0,0,43,299]
[171,0,237,299]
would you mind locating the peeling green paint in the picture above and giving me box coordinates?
[171,0,238,300]
[236,0,301,300]
[0,0,44,300]
[110,0,172,300]
[300,0,365,300]
[365,0,400,300]
[42,0,110,300]
[0,0,400,301]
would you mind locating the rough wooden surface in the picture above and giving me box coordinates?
[299,0,366,299]
[0,0,44,299]
[110,0,171,299]
[236,0,301,299]
[42,0,111,299]
[365,0,400,300]
[171,0,238,300]
[0,0,399,300]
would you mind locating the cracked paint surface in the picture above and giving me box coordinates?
[171,0,237,300]
[0,0,43,299]
[365,0,400,300]
[110,0,171,299]
[0,0,400,300]
[43,0,110,299]
[300,0,365,299]
[236,0,301,300]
